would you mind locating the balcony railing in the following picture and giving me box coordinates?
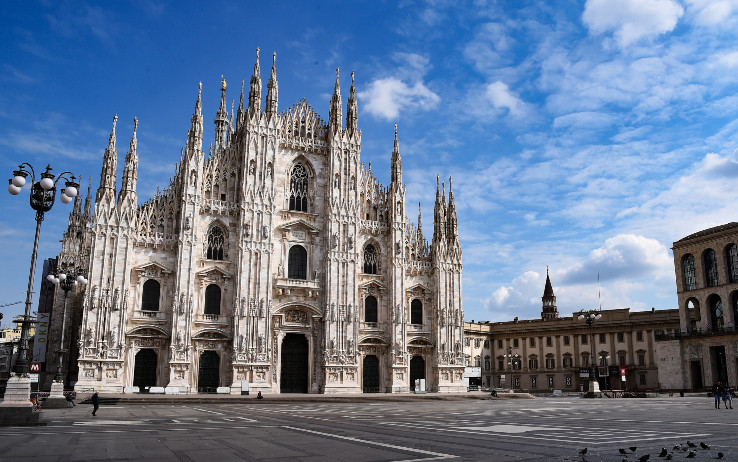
[132,310,167,321]
[655,326,737,341]
[194,314,230,326]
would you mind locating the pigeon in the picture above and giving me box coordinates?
[687,450,697,458]
[665,453,673,460]
[700,442,710,450]
[638,455,650,462]
[673,444,683,451]
[579,448,588,455]
[620,449,628,455]
[718,452,724,459]
[630,447,638,453]
[687,441,697,448]
[659,447,668,457]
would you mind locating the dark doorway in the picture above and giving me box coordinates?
[409,355,425,391]
[280,334,308,393]
[690,360,703,391]
[198,350,220,393]
[713,346,728,384]
[133,349,157,390]
[363,355,380,393]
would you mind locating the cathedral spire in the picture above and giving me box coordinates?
[541,267,559,320]
[96,114,118,204]
[186,83,204,157]
[328,67,342,134]
[391,123,402,184]
[447,176,458,242]
[248,48,262,117]
[214,76,228,151]
[237,79,245,127]
[346,70,358,137]
[83,177,92,221]
[265,51,279,119]
[417,201,423,238]
[229,99,235,138]
[118,117,139,205]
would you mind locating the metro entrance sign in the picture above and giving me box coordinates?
[30,363,40,372]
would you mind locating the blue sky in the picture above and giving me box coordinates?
[1,0,738,326]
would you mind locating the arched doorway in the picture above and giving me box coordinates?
[363,355,380,393]
[133,349,157,390]
[410,355,425,391]
[198,351,220,393]
[280,334,308,393]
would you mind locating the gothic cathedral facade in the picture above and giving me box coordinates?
[68,50,465,394]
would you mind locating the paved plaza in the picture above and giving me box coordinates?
[0,395,736,461]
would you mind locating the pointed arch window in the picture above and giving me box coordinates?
[204,284,221,315]
[682,254,696,291]
[207,226,225,260]
[704,249,719,287]
[289,164,309,212]
[411,299,423,325]
[141,279,160,311]
[364,244,378,274]
[365,296,378,323]
[288,245,307,280]
[727,244,738,283]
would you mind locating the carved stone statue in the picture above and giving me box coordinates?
[177,331,184,349]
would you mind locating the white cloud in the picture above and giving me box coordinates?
[686,0,738,26]
[560,234,673,284]
[359,78,440,120]
[582,0,684,47]
[358,53,440,120]
[485,81,526,117]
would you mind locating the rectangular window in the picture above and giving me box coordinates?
[499,377,504,388]
[484,358,490,370]
[546,336,552,347]
[513,339,519,348]
[498,360,504,370]
[531,376,537,388]
[563,335,570,345]
[497,339,503,348]
[638,354,645,366]
[563,357,572,368]
[639,373,647,385]
[529,358,538,369]
[617,332,624,342]
[581,335,588,344]
[566,376,572,387]
[514,377,520,388]
[465,338,470,347]
[619,355,626,366]
[546,358,555,369]
[636,331,643,341]
[530,337,536,347]
[583,356,589,366]
[474,338,481,348]
[484,340,489,348]
[548,376,554,388]
[599,333,606,343]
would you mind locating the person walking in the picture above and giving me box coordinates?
[713,381,723,409]
[723,386,733,409]
[91,391,99,416]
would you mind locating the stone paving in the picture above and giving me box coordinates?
[0,394,736,461]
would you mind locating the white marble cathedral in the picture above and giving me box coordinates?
[68,50,464,394]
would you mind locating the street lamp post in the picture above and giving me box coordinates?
[2,164,78,406]
[48,264,87,386]
[504,346,520,392]
[577,309,602,393]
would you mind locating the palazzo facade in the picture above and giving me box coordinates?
[63,50,465,394]
[657,222,738,391]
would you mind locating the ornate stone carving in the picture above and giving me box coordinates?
[285,309,308,324]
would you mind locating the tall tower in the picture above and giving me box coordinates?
[541,267,558,320]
